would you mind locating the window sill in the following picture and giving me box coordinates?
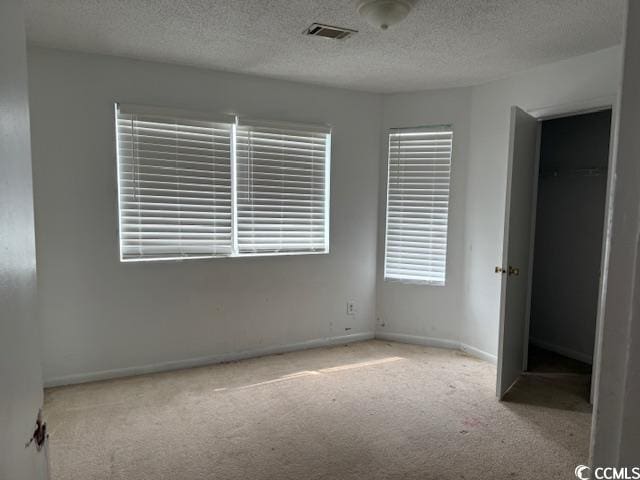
[383,277,445,287]
[119,249,330,263]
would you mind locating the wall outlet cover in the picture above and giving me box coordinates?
[346,301,356,315]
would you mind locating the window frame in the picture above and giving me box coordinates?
[114,103,332,263]
[383,124,453,286]
[234,118,331,257]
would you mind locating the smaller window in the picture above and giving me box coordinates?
[384,125,453,285]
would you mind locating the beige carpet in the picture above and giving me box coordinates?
[44,340,591,480]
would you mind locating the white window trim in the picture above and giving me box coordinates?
[114,103,332,262]
[383,124,453,286]
[234,119,330,256]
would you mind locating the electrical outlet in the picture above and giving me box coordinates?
[346,301,356,316]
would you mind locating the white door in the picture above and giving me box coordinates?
[0,1,48,478]
[496,106,540,399]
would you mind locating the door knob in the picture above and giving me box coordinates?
[508,266,520,276]
[495,266,506,274]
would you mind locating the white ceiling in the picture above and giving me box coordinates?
[24,0,625,93]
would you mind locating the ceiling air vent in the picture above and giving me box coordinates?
[304,23,357,40]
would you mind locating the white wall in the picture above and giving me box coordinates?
[0,1,48,479]
[28,42,624,386]
[28,47,382,386]
[462,46,621,358]
[376,88,472,349]
[591,0,640,466]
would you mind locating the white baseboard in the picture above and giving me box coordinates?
[460,342,497,364]
[374,331,459,350]
[44,332,375,388]
[45,330,499,388]
[374,331,497,364]
[529,337,593,365]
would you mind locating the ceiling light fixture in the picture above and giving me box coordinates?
[356,0,413,30]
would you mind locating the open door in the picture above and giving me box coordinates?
[496,106,540,399]
[0,1,48,478]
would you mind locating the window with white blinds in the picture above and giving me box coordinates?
[235,120,330,255]
[384,126,453,285]
[115,104,331,262]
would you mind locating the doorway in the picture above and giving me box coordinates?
[525,109,612,400]
[496,103,615,401]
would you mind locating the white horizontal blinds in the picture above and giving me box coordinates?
[235,120,330,254]
[116,105,234,261]
[384,126,453,285]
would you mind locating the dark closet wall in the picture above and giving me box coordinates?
[529,109,611,363]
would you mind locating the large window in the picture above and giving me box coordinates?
[115,104,331,261]
[383,125,453,285]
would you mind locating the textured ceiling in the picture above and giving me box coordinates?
[24,0,624,93]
